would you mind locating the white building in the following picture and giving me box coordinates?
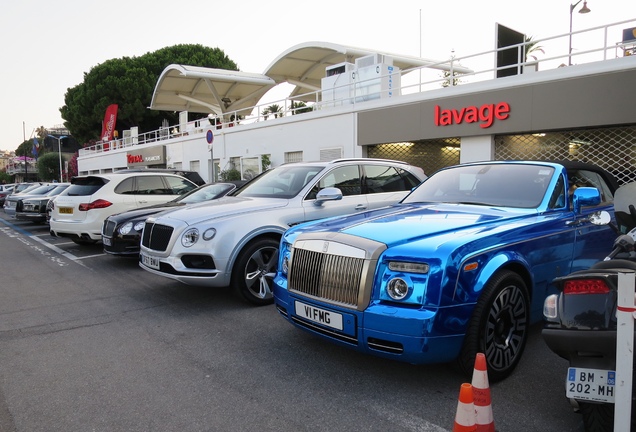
[78,20,636,185]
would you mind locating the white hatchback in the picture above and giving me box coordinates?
[49,172,198,244]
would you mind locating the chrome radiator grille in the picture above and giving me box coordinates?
[288,248,364,308]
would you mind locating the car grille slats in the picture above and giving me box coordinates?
[142,222,173,252]
[102,220,117,237]
[289,248,364,308]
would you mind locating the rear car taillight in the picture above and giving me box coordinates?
[79,199,112,211]
[563,278,611,294]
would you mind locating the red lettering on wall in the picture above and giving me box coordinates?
[434,102,510,128]
[127,154,143,163]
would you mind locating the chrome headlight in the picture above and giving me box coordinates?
[281,242,292,276]
[119,222,134,235]
[181,228,200,247]
[133,221,145,232]
[387,277,410,300]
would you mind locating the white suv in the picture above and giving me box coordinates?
[139,159,426,305]
[50,172,198,244]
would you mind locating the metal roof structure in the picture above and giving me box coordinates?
[149,41,472,115]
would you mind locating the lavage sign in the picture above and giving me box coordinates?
[434,102,510,129]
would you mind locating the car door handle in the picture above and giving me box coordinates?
[355,204,367,210]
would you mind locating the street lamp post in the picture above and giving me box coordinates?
[48,135,68,182]
[569,0,591,66]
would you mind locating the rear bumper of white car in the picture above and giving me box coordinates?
[49,219,103,241]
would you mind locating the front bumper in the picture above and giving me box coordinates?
[138,250,231,287]
[273,287,468,365]
[103,234,141,256]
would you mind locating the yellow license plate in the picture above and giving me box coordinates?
[59,207,73,214]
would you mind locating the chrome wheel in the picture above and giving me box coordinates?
[233,238,279,305]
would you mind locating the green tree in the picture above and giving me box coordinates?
[262,104,283,120]
[16,140,32,159]
[291,101,313,115]
[37,152,62,181]
[0,171,12,184]
[61,44,239,144]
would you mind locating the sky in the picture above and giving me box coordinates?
[0,0,634,152]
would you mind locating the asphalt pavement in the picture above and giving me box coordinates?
[0,212,586,431]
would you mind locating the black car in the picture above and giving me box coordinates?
[15,183,71,223]
[101,181,244,256]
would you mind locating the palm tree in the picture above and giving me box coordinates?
[35,126,47,141]
[263,104,283,119]
[291,101,313,115]
[525,36,545,62]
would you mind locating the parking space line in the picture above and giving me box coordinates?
[0,217,86,267]
[74,253,106,260]
[27,234,87,266]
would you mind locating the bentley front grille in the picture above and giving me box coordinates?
[102,219,116,237]
[141,222,173,252]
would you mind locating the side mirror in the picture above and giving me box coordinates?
[572,187,601,214]
[314,187,342,206]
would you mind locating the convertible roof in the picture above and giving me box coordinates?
[150,41,472,114]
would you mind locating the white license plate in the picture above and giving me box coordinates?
[141,253,160,270]
[295,301,343,331]
[566,367,616,403]
[102,237,112,246]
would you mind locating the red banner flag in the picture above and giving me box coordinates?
[100,104,118,141]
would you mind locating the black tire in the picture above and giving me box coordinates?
[456,270,529,382]
[231,237,279,306]
[579,402,614,432]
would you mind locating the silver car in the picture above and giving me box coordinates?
[139,158,426,305]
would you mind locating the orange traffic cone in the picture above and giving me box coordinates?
[453,383,477,432]
[471,353,495,432]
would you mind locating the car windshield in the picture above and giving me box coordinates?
[15,184,40,194]
[46,185,69,196]
[234,165,322,199]
[404,163,555,208]
[21,184,56,196]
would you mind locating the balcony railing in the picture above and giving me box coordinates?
[80,18,636,157]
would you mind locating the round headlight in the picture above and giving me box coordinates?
[181,228,199,247]
[387,277,409,300]
[282,256,289,275]
[202,228,216,241]
[119,222,133,235]
[133,221,145,232]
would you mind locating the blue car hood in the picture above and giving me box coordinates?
[304,203,530,246]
